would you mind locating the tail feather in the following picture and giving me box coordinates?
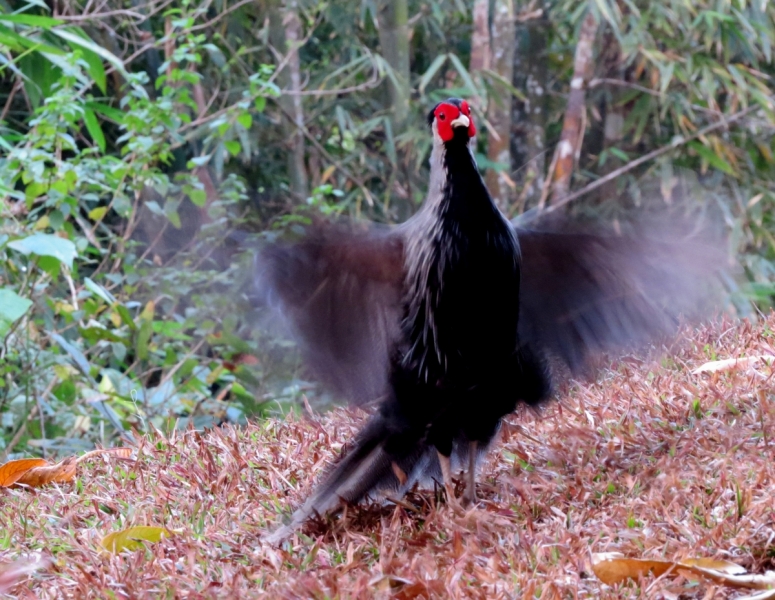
[265,416,432,544]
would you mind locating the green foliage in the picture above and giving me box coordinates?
[1,0,775,456]
[594,0,775,299]
[0,2,284,457]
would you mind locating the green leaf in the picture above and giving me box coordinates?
[0,14,62,27]
[19,51,59,107]
[224,140,241,157]
[101,526,172,553]
[135,319,153,360]
[480,68,527,102]
[50,332,92,378]
[189,189,207,207]
[187,155,211,168]
[83,108,106,152]
[78,44,107,93]
[0,26,26,51]
[418,54,448,95]
[163,198,181,228]
[0,288,33,339]
[49,209,64,230]
[8,233,77,268]
[25,181,49,205]
[84,277,116,304]
[0,25,64,55]
[591,0,620,31]
[50,27,127,77]
[115,304,137,331]
[85,101,124,122]
[609,147,630,161]
[79,326,125,344]
[447,53,481,99]
[88,206,108,221]
[152,320,192,341]
[688,141,735,175]
[236,113,252,130]
[37,255,61,278]
[112,342,127,362]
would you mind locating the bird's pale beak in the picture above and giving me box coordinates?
[450,114,470,129]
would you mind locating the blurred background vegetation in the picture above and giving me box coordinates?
[1,0,774,458]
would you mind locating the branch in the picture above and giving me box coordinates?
[277,104,375,207]
[589,78,729,118]
[541,100,768,215]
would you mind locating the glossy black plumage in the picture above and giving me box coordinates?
[258,98,724,542]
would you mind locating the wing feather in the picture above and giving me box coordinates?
[517,215,728,373]
[255,223,405,405]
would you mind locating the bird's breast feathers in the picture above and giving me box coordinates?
[400,212,520,383]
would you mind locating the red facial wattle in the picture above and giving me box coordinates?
[434,102,476,142]
[459,100,476,138]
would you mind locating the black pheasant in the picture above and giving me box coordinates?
[258,98,723,542]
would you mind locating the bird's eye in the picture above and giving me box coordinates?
[439,113,446,121]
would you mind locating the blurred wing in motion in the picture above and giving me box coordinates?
[255,223,406,405]
[516,215,728,373]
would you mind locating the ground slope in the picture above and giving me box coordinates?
[2,315,774,599]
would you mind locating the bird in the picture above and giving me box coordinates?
[257,98,725,542]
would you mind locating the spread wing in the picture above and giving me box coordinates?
[254,223,405,405]
[516,217,727,373]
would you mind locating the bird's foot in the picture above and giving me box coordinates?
[460,441,479,508]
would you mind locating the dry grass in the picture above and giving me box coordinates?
[2,315,774,599]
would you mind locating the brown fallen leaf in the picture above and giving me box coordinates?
[16,457,78,487]
[0,447,134,489]
[591,552,775,591]
[591,552,676,584]
[0,459,48,487]
[76,447,134,464]
[692,355,775,374]
[101,526,173,553]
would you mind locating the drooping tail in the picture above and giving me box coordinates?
[265,415,432,544]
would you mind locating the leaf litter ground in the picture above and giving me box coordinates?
[1,315,774,599]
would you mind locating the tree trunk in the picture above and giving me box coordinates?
[377,0,411,220]
[546,7,598,205]
[377,0,410,135]
[484,0,515,210]
[470,0,491,111]
[270,1,308,202]
[470,0,491,72]
[511,7,549,213]
[598,28,625,202]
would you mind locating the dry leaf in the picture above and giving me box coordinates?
[16,457,78,487]
[320,164,336,184]
[76,447,134,464]
[0,459,48,487]
[0,448,134,489]
[591,552,775,591]
[692,355,775,374]
[591,552,675,584]
[101,526,173,553]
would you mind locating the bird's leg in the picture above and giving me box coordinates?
[461,441,478,507]
[437,451,462,510]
